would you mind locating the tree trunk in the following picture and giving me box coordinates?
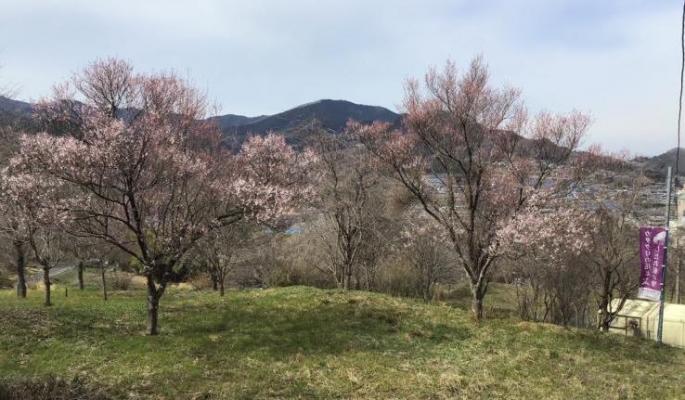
[211,270,219,291]
[471,295,483,320]
[77,261,85,290]
[14,241,27,298]
[598,269,612,331]
[344,264,352,290]
[598,300,610,332]
[146,276,161,336]
[219,279,225,296]
[101,266,108,301]
[423,281,433,303]
[334,268,344,289]
[470,279,487,321]
[43,267,51,307]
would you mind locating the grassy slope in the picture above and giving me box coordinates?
[0,285,684,399]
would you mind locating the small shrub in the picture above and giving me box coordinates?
[436,284,472,301]
[108,272,132,291]
[263,263,334,288]
[188,273,214,290]
[376,262,421,298]
[0,272,14,289]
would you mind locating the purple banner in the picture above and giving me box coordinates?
[638,227,667,301]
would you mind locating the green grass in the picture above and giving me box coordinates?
[0,285,684,399]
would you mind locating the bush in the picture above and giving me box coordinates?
[0,272,14,289]
[376,261,421,298]
[188,273,215,290]
[432,283,472,302]
[107,272,132,291]
[255,262,335,289]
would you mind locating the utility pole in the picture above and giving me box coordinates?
[676,257,681,304]
[658,166,672,344]
[673,193,681,304]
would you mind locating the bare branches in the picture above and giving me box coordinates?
[74,58,134,119]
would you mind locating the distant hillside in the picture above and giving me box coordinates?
[207,114,269,131]
[219,99,401,145]
[0,97,39,135]
[636,148,685,179]
[0,97,401,146]
[0,96,33,116]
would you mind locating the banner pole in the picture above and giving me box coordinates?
[658,166,672,344]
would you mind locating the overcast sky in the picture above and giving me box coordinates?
[0,0,682,155]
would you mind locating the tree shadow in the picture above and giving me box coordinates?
[172,294,472,358]
[14,288,474,360]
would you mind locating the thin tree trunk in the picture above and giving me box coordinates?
[423,281,433,303]
[471,278,487,321]
[146,275,160,335]
[101,266,108,301]
[344,264,352,290]
[471,295,483,320]
[14,241,27,298]
[211,270,219,291]
[219,279,225,297]
[598,269,612,331]
[43,267,51,307]
[78,261,85,290]
[598,299,610,332]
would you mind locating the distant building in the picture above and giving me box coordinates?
[607,299,685,348]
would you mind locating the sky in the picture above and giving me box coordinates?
[0,0,682,155]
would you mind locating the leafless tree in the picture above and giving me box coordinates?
[311,132,383,290]
[584,179,644,331]
[195,222,253,296]
[402,219,454,302]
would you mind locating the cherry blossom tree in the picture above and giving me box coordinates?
[0,175,30,298]
[0,168,69,305]
[14,59,310,334]
[0,125,31,298]
[499,149,642,328]
[352,57,590,320]
[497,197,595,325]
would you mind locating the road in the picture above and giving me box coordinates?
[28,265,74,283]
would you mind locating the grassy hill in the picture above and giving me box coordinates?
[0,285,684,399]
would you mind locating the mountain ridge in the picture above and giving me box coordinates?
[635,147,685,179]
[0,96,401,143]
[220,99,401,140]
[4,95,679,167]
